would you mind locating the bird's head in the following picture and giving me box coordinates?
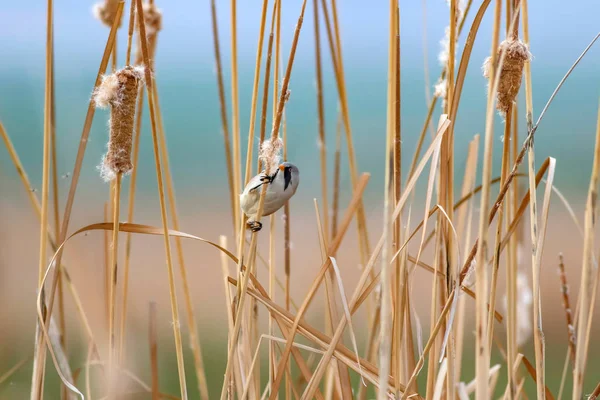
[278,162,299,192]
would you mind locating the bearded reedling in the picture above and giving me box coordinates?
[240,162,299,232]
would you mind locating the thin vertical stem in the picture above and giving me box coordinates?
[31,0,54,396]
[209,0,236,233]
[154,82,210,399]
[313,0,329,241]
[107,173,122,396]
[230,0,241,235]
[149,302,159,400]
[136,0,188,396]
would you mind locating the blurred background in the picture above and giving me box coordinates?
[1,0,600,397]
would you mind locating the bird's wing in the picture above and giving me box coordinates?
[245,174,266,193]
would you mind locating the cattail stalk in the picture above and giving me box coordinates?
[135,0,189,397]
[573,101,600,399]
[320,0,372,290]
[313,0,329,242]
[148,302,159,400]
[94,17,144,388]
[378,0,398,397]
[474,0,501,398]
[30,0,54,396]
[230,0,241,235]
[557,254,576,366]
[209,0,236,233]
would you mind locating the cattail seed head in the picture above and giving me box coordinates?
[135,2,163,66]
[259,137,284,176]
[483,39,532,117]
[92,0,122,27]
[93,66,145,181]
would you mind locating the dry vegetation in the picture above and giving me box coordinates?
[1,0,600,399]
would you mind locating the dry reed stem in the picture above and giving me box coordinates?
[218,236,244,399]
[256,10,280,394]
[313,0,329,241]
[49,46,67,400]
[441,1,459,394]
[261,10,278,392]
[153,80,210,399]
[505,105,518,400]
[319,0,371,277]
[118,87,144,361]
[107,172,122,396]
[135,0,188,396]
[529,157,556,400]
[379,0,399,395]
[148,302,159,400]
[268,215,276,394]
[257,0,278,174]
[517,0,547,397]
[242,0,269,185]
[557,254,576,366]
[104,201,110,326]
[473,0,501,397]
[486,105,513,354]
[209,0,236,233]
[331,111,342,240]
[454,135,479,383]
[573,100,600,399]
[30,0,54,396]
[119,0,162,368]
[230,0,241,235]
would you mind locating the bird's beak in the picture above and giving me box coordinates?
[279,164,285,171]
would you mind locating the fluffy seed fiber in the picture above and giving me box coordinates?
[483,39,532,117]
[259,137,284,176]
[92,0,122,27]
[135,2,163,66]
[93,66,145,181]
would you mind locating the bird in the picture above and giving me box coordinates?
[240,162,300,232]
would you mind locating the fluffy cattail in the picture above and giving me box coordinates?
[135,2,163,66]
[483,39,532,117]
[92,0,122,27]
[259,137,284,176]
[434,77,448,109]
[93,66,145,181]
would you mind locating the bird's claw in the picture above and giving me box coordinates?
[247,220,263,232]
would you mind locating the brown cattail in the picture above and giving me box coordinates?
[93,0,122,27]
[483,39,532,117]
[93,66,145,181]
[135,2,163,66]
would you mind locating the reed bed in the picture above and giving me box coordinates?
[1,0,600,399]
